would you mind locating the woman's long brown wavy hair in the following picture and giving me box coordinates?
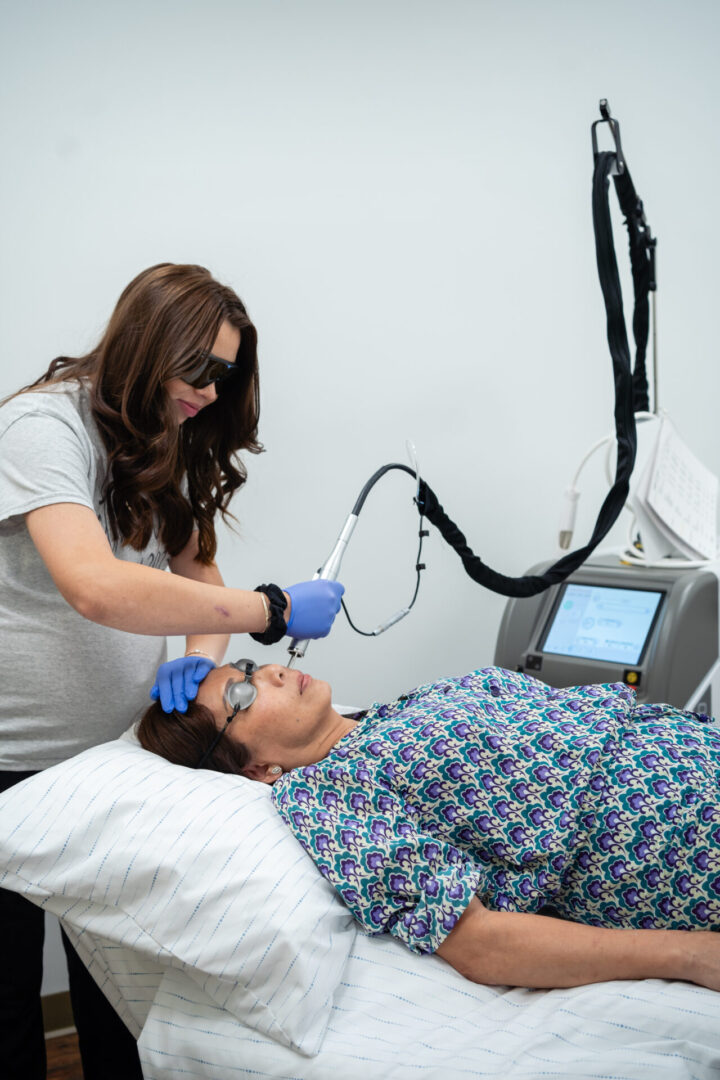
[15,263,261,562]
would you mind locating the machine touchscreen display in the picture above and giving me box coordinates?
[541,584,664,665]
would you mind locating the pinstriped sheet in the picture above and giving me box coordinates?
[1,737,719,1077]
[0,737,357,1054]
[136,933,720,1079]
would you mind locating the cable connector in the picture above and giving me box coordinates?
[558,488,580,550]
[372,607,411,635]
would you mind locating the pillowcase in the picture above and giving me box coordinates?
[0,738,357,1055]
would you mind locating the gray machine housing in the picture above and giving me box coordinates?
[494,553,719,713]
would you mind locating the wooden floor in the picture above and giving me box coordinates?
[46,1030,83,1080]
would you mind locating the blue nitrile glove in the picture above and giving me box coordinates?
[150,655,216,714]
[285,580,345,639]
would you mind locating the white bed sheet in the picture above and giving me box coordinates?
[3,734,719,1077]
[137,931,720,1080]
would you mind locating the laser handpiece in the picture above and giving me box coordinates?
[286,514,358,667]
[286,455,424,667]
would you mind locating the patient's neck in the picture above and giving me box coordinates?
[311,708,359,763]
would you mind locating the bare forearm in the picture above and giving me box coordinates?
[75,559,268,637]
[436,900,705,989]
[25,503,288,639]
[184,632,231,664]
[468,911,685,987]
[173,552,231,662]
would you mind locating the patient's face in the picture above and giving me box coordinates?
[196,663,335,774]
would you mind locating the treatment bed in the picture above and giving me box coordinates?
[0,733,718,1079]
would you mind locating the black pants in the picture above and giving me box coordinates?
[0,770,143,1080]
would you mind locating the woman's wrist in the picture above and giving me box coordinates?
[250,584,288,645]
[664,929,709,985]
[184,648,218,663]
[257,592,270,632]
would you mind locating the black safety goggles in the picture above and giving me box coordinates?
[180,350,237,390]
[196,659,258,769]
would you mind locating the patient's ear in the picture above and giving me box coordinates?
[243,762,283,784]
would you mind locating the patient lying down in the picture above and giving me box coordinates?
[137,661,720,993]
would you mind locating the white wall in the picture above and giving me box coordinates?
[2,0,719,995]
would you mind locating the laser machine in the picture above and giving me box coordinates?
[288,102,720,719]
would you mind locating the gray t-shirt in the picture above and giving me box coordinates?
[0,380,168,769]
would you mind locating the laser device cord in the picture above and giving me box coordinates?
[287,99,657,661]
[287,463,427,665]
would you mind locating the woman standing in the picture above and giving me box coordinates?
[0,263,343,1080]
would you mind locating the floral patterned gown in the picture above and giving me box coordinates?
[271,668,720,954]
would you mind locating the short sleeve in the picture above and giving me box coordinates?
[273,764,484,954]
[0,411,96,525]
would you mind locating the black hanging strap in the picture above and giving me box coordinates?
[413,100,655,598]
[592,99,656,413]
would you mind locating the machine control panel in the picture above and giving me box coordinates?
[540,583,664,667]
[494,554,719,710]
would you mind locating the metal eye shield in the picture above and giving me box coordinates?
[196,658,258,768]
[224,658,258,713]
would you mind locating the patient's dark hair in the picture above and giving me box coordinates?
[137,700,250,775]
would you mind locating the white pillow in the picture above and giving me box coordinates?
[0,738,357,1055]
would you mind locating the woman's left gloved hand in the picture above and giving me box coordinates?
[285,579,345,639]
[150,655,216,713]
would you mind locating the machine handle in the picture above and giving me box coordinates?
[287,514,358,664]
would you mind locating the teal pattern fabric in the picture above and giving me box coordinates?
[271,668,720,954]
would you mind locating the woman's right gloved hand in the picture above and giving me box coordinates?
[150,655,216,713]
[285,580,345,639]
